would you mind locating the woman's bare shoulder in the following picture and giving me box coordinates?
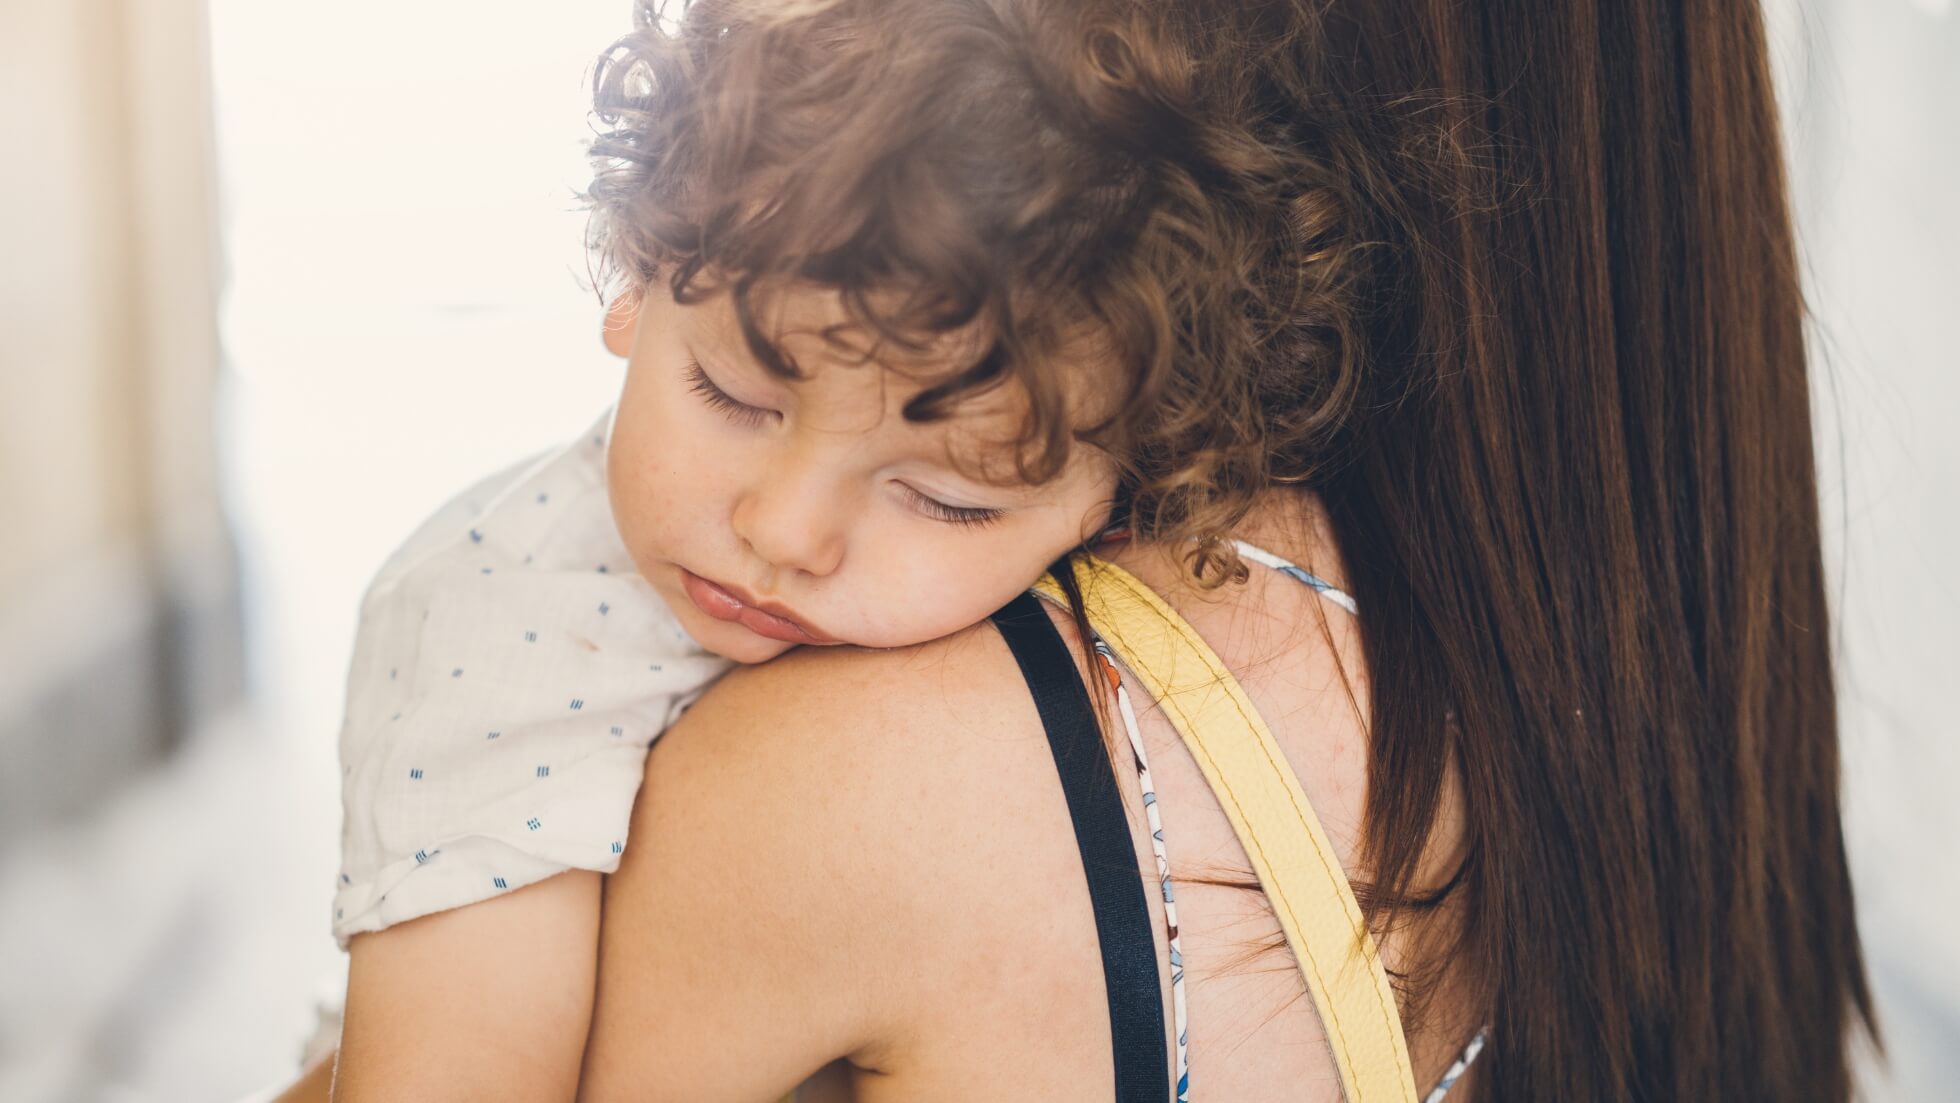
[698,619,1044,748]
[581,614,1106,1099]
[663,618,1077,824]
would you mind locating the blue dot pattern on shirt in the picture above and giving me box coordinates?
[329,405,735,951]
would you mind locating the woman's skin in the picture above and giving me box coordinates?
[570,490,1474,1101]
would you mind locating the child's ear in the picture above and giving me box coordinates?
[602,289,642,358]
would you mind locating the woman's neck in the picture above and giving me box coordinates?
[1105,487,1348,603]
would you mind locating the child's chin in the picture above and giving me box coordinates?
[701,624,801,665]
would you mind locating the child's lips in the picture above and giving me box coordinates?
[677,568,836,645]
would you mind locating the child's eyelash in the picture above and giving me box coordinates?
[684,360,774,428]
[900,484,1006,529]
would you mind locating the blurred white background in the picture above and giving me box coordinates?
[1774,0,1960,1093]
[0,1,1952,1100]
[1,3,621,1098]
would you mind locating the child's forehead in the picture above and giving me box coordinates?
[679,278,989,379]
[668,279,1110,482]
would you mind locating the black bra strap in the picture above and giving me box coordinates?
[992,592,1169,1103]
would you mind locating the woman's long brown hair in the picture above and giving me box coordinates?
[587,0,1875,1097]
[1316,2,1877,1097]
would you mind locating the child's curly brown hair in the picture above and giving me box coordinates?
[583,0,1451,583]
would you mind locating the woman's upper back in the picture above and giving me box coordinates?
[579,491,1474,1101]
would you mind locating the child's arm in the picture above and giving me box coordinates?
[332,870,601,1103]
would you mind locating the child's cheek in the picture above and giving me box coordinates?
[825,555,946,648]
[606,414,694,569]
[877,543,1043,645]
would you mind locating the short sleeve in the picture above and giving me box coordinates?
[331,408,732,946]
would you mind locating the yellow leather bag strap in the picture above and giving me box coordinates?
[1034,555,1418,1103]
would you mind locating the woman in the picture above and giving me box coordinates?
[309,0,1875,1098]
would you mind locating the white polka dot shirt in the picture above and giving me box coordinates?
[331,407,733,947]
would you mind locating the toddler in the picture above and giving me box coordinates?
[332,279,1122,945]
[323,0,1237,1093]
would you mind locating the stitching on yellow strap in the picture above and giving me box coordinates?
[1034,557,1418,1102]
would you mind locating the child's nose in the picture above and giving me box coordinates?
[730,472,848,578]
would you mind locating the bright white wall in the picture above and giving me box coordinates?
[209,0,630,733]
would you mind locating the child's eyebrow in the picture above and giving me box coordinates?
[697,291,884,376]
[683,307,749,365]
[920,429,1051,495]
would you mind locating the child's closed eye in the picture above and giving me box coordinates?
[684,356,1004,529]
[896,482,1005,529]
[685,360,777,429]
